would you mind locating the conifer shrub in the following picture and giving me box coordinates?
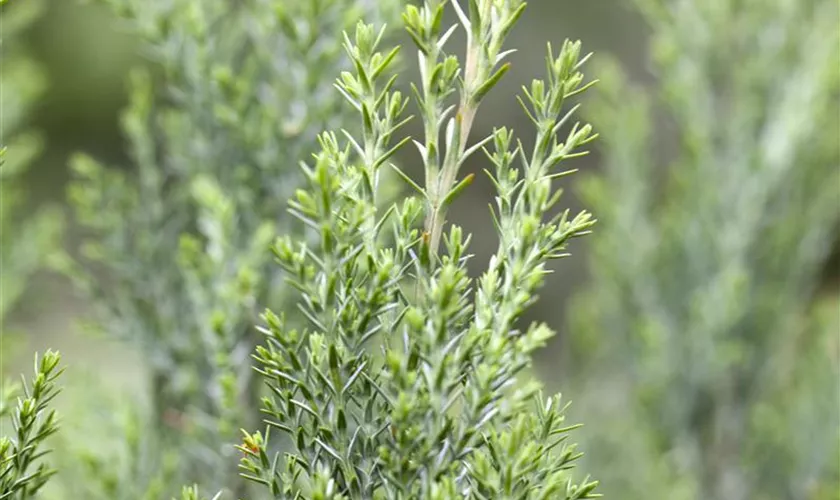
[237,0,601,495]
[1,0,604,498]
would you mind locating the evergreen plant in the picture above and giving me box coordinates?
[238,0,600,496]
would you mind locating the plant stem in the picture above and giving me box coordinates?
[424,24,481,256]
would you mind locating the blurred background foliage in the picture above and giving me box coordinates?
[560,1,840,499]
[0,0,61,329]
[2,0,838,498]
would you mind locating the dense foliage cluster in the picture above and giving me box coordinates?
[0,351,63,499]
[237,0,600,496]
[0,0,598,498]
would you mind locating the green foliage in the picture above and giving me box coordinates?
[0,351,63,499]
[239,1,599,498]
[175,485,222,500]
[47,374,181,499]
[0,0,61,324]
[62,0,401,496]
[564,0,840,499]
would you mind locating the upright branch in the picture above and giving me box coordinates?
[243,1,602,499]
[403,0,527,255]
[0,351,63,499]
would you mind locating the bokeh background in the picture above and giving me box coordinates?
[3,0,839,498]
